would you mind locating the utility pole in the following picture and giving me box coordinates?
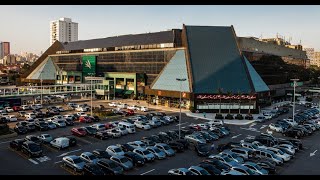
[40,71,43,104]
[176,78,186,139]
[291,79,299,122]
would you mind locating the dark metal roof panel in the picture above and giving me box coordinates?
[63,31,174,51]
[185,25,253,94]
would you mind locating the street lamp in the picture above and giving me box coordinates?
[40,70,43,104]
[176,78,187,139]
[291,79,299,123]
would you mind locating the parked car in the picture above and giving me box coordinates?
[94,131,109,140]
[106,145,125,156]
[155,143,175,157]
[50,137,69,150]
[92,149,112,159]
[117,143,135,152]
[96,159,124,175]
[188,166,211,175]
[62,155,85,172]
[194,143,210,157]
[38,134,53,143]
[243,161,269,175]
[25,135,42,146]
[168,168,194,175]
[198,162,222,175]
[83,163,107,175]
[80,152,99,164]
[10,139,26,151]
[110,155,134,170]
[14,125,28,134]
[133,147,155,162]
[146,146,166,160]
[106,129,122,138]
[21,141,43,157]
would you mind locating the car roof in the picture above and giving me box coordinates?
[108,145,120,149]
[134,147,147,151]
[81,152,94,156]
[189,166,205,171]
[65,155,79,160]
[111,155,125,159]
[244,161,257,166]
[177,168,189,172]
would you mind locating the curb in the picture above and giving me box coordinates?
[185,113,255,126]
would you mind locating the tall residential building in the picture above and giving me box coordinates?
[304,48,315,66]
[0,42,10,59]
[314,52,320,67]
[50,17,78,45]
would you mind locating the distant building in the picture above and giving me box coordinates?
[50,17,78,45]
[3,55,16,65]
[314,52,320,67]
[0,42,10,59]
[304,48,316,66]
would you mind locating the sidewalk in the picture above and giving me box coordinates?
[185,112,255,125]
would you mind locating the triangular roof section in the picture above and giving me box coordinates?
[184,25,254,94]
[151,50,190,92]
[243,56,270,93]
[28,57,58,80]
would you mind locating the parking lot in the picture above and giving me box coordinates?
[1,97,320,175]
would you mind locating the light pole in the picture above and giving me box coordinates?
[291,79,299,122]
[91,78,93,116]
[318,77,320,110]
[176,78,186,139]
[40,70,43,104]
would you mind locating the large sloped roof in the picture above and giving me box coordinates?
[243,56,270,92]
[151,50,190,92]
[63,31,174,51]
[185,25,253,94]
[28,57,57,80]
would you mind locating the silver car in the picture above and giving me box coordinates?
[80,152,99,164]
[62,155,86,172]
[220,150,244,164]
[38,134,53,143]
[110,155,133,170]
[155,143,175,157]
[243,162,269,175]
[146,146,166,160]
[133,148,155,162]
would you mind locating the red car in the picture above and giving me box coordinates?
[79,116,93,123]
[126,109,135,116]
[71,127,87,136]
[13,106,21,112]
[189,124,202,131]
[104,122,115,129]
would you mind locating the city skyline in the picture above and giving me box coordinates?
[0,5,319,54]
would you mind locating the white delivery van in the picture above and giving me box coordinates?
[118,122,136,134]
[50,137,70,150]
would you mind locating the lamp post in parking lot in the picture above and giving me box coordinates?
[291,79,299,123]
[176,78,186,139]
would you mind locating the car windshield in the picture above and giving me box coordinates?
[253,164,262,170]
[44,135,50,138]
[163,145,170,150]
[88,155,97,160]
[30,137,39,141]
[143,150,150,155]
[120,157,128,163]
[108,161,118,168]
[114,148,122,152]
[223,156,232,162]
[154,148,161,153]
[278,149,284,155]
[185,171,194,175]
[39,122,46,126]
[252,144,259,149]
[231,153,238,158]
[29,144,41,152]
[73,157,83,164]
[200,169,210,175]
[58,120,64,123]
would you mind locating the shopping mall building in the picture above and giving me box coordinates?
[20,24,270,113]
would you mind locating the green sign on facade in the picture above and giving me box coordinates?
[290,82,303,87]
[82,56,96,76]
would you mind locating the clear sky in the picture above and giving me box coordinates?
[0,5,319,54]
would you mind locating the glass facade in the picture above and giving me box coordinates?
[51,49,177,85]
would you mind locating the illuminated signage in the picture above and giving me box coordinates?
[196,94,256,100]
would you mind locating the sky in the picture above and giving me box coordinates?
[0,5,319,54]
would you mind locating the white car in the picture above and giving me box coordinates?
[127,105,139,111]
[106,129,122,138]
[139,106,148,112]
[77,112,87,117]
[263,113,273,120]
[251,141,267,149]
[134,121,151,130]
[53,120,66,128]
[283,119,298,127]
[128,141,147,149]
[115,127,128,135]
[117,103,128,109]
[4,107,14,112]
[106,145,125,156]
[75,106,88,112]
[266,147,291,162]
[21,105,30,110]
[35,104,43,109]
[6,115,17,122]
[25,113,36,119]
[53,115,65,120]
[108,102,118,107]
[91,123,106,131]
[63,114,74,120]
[269,123,284,133]
[274,144,295,155]
[197,123,209,130]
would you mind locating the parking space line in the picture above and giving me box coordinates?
[176,122,188,126]
[42,144,59,152]
[57,149,82,157]
[74,137,93,144]
[0,140,11,145]
[28,159,39,165]
[54,161,63,164]
[140,169,155,175]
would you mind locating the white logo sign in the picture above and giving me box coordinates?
[85,60,92,69]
